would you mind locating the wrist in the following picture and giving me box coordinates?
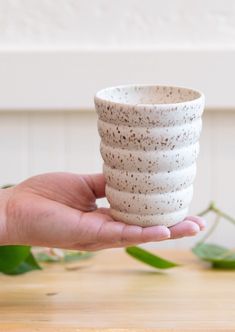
[0,188,13,245]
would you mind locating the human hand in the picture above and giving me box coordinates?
[0,173,205,250]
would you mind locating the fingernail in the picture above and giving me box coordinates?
[199,220,206,230]
[189,223,200,235]
[158,226,171,240]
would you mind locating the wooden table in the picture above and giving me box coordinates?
[0,249,235,332]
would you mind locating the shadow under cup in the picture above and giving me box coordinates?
[95,85,205,227]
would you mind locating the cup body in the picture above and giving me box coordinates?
[95,85,204,227]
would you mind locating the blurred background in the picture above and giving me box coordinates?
[0,0,234,248]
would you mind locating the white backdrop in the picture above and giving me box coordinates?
[0,0,235,48]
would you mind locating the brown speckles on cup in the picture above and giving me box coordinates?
[95,85,205,227]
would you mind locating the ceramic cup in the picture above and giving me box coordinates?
[95,85,205,227]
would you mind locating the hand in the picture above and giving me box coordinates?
[0,173,205,250]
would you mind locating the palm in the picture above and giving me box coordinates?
[5,173,205,250]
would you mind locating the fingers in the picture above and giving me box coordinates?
[169,215,206,239]
[79,212,206,250]
[109,217,204,247]
[96,214,205,244]
[88,219,171,250]
[185,216,206,230]
[83,173,106,199]
[138,225,170,242]
[169,220,201,239]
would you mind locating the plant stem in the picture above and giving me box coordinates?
[195,202,235,247]
[197,201,235,226]
[197,213,221,244]
[210,205,235,226]
[198,204,213,217]
[197,201,219,217]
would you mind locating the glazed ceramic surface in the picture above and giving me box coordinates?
[95,85,205,227]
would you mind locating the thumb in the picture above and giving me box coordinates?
[83,173,106,199]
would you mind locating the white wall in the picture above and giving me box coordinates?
[0,0,235,48]
[0,0,234,248]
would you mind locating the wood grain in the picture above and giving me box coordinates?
[0,249,235,331]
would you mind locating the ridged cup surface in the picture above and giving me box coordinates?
[95,85,204,227]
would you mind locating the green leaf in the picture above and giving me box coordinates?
[192,243,226,260]
[8,253,41,275]
[212,260,235,269]
[35,250,93,263]
[192,243,235,269]
[0,245,31,274]
[0,245,41,275]
[63,251,93,262]
[125,246,179,269]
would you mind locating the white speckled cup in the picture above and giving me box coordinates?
[95,85,205,227]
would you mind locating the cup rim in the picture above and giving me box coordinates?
[95,84,205,108]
